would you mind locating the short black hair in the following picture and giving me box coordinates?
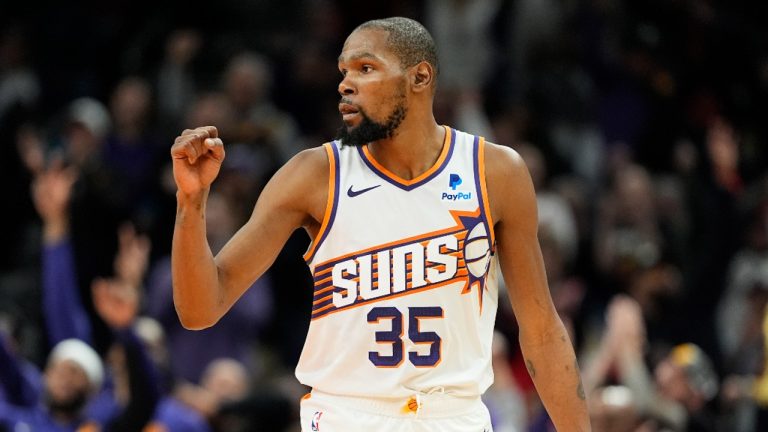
[354,17,439,79]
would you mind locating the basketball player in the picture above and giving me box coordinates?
[171,17,590,431]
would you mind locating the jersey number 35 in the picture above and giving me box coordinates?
[367,306,443,368]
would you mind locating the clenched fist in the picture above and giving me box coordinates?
[170,126,225,196]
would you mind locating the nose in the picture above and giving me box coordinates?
[338,77,355,96]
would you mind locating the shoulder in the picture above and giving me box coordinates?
[483,141,528,179]
[482,141,536,225]
[259,144,332,226]
[282,144,331,175]
[267,144,331,193]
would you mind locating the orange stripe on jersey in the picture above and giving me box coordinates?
[478,137,496,248]
[361,125,452,187]
[313,294,332,305]
[311,275,466,321]
[314,266,333,278]
[314,303,335,314]
[304,143,337,262]
[314,284,335,297]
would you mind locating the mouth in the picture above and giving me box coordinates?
[339,103,360,122]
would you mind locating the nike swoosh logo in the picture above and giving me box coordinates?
[347,184,381,197]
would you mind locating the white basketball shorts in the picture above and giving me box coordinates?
[299,389,493,432]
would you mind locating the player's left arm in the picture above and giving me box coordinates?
[485,142,591,431]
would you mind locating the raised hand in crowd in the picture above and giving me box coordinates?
[93,223,150,330]
[113,223,151,290]
[31,159,77,242]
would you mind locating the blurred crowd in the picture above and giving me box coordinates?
[1,1,767,431]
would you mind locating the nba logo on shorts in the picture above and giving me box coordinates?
[449,173,462,190]
[311,411,323,431]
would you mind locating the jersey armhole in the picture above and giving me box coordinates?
[475,137,496,251]
[303,142,340,263]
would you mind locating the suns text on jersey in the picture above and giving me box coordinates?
[310,232,469,320]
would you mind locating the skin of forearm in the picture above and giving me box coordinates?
[172,189,222,329]
[520,319,591,432]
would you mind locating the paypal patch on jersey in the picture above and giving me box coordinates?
[443,173,472,200]
[442,191,472,200]
[449,173,462,190]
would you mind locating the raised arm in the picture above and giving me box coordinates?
[485,143,590,431]
[32,162,94,345]
[0,331,41,407]
[170,126,327,329]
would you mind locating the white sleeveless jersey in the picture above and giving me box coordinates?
[296,126,499,398]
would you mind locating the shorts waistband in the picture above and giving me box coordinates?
[306,389,483,419]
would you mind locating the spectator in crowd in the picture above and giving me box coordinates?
[584,295,718,432]
[34,154,217,432]
[31,150,163,426]
[145,188,273,385]
[103,76,162,219]
[426,0,498,138]
[156,29,202,136]
[0,335,105,431]
[174,358,250,426]
[594,163,663,287]
[222,52,302,168]
[717,191,768,431]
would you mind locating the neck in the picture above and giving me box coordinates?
[366,114,445,181]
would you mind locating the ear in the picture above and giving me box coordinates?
[410,61,435,93]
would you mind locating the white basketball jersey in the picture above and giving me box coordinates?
[296,126,499,398]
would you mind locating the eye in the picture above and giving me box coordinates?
[361,65,373,73]
[340,69,348,77]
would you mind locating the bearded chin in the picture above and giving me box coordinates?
[336,104,407,147]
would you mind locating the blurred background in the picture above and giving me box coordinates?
[0,0,767,431]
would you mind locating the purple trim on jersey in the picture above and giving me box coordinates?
[305,142,341,264]
[312,297,334,311]
[464,252,490,265]
[472,136,493,254]
[355,128,456,191]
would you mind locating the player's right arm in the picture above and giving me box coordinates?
[170,126,327,329]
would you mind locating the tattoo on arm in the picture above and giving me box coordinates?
[525,359,536,378]
[575,359,586,400]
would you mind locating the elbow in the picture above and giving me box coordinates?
[178,318,213,331]
[173,287,225,331]
[175,309,219,331]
